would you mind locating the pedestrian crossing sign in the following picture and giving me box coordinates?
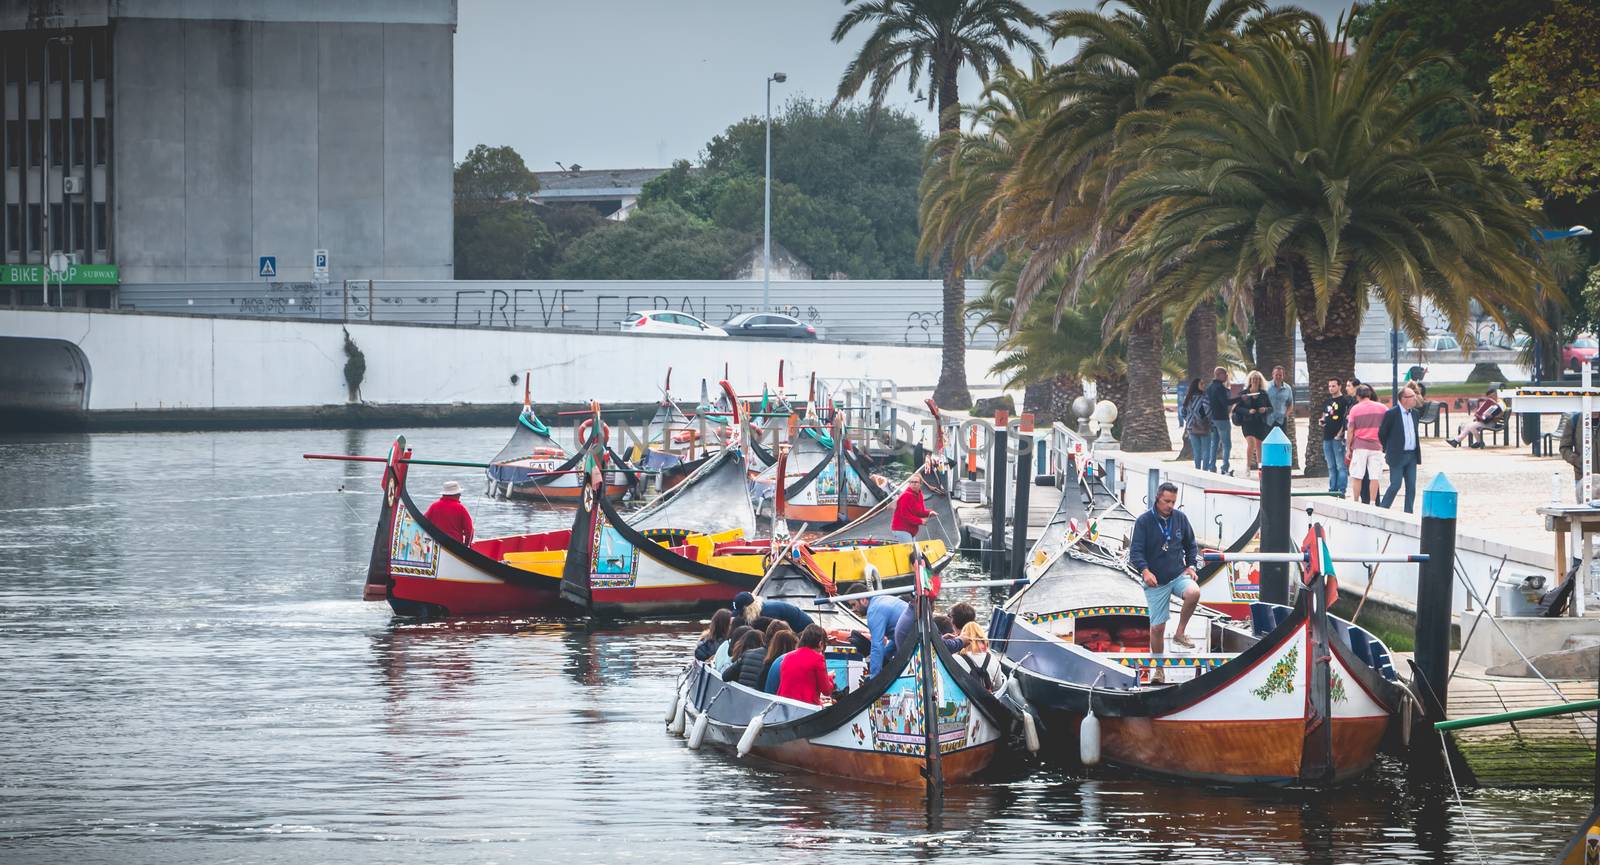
[258,256,277,278]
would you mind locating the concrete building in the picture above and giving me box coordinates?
[0,0,455,300]
[532,167,667,221]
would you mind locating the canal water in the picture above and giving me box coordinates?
[0,426,1586,864]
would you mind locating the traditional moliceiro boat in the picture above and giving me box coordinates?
[992,465,1404,785]
[485,388,636,503]
[671,557,1013,789]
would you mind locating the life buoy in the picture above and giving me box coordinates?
[577,419,611,446]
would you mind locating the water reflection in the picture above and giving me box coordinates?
[0,426,1590,864]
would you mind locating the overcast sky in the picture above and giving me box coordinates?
[454,0,1359,171]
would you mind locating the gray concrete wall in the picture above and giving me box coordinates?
[112,15,454,284]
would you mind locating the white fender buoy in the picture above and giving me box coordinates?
[669,698,688,737]
[687,711,710,750]
[1080,711,1101,766]
[665,691,681,724]
[1022,709,1041,754]
[862,563,881,590]
[736,714,766,757]
[1006,675,1026,706]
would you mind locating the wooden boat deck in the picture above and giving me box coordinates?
[1434,655,1599,787]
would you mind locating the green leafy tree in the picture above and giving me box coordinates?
[833,0,1047,409]
[1488,0,1600,203]
[453,144,552,279]
[556,202,744,280]
[455,144,540,206]
[455,206,554,279]
[1100,16,1548,471]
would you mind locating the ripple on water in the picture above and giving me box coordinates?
[0,426,1588,864]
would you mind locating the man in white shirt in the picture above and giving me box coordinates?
[1378,386,1423,513]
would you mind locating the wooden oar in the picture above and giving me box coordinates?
[302,454,664,474]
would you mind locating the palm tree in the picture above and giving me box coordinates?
[833,0,1046,409]
[1002,0,1289,452]
[1102,15,1549,472]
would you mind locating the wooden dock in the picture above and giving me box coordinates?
[1441,658,1598,786]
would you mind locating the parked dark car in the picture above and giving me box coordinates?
[723,312,820,340]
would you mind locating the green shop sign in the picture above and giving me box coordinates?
[0,263,120,285]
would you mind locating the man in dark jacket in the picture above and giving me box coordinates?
[1128,483,1201,661]
[1319,378,1353,496]
[1559,410,1600,502]
[1204,367,1236,475]
[734,592,815,632]
[1378,386,1422,513]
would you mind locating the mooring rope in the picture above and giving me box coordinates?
[1440,735,1488,865]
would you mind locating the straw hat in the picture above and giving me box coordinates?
[441,480,463,496]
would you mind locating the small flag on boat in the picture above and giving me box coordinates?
[1300,525,1340,603]
[1086,520,1100,542]
[914,549,940,598]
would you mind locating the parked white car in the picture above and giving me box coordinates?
[621,310,728,337]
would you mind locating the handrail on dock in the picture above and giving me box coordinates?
[1433,698,1600,732]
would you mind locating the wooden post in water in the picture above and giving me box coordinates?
[1259,427,1293,605]
[990,412,1009,580]
[1415,473,1458,723]
[918,585,945,814]
[1010,425,1032,584]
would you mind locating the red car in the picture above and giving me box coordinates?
[1564,338,1598,372]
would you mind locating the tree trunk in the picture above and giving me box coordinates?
[1251,268,1301,470]
[1287,259,1363,480]
[931,68,971,410]
[1094,366,1128,440]
[1121,312,1171,452]
[1049,373,1083,428]
[1022,379,1053,424]
[1184,304,1218,387]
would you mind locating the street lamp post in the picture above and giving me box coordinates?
[763,72,786,312]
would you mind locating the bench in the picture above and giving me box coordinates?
[1415,400,1448,438]
[1543,412,1571,457]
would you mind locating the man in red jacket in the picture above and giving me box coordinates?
[890,472,934,544]
[424,480,474,545]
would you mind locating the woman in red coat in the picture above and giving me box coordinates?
[776,625,835,705]
[889,473,933,544]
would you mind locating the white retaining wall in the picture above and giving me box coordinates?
[1,308,1002,413]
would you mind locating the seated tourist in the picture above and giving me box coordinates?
[761,630,799,694]
[954,622,1000,689]
[777,625,836,706]
[694,608,734,662]
[720,631,768,688]
[711,625,752,673]
[734,591,815,632]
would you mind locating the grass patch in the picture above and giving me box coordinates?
[1330,592,1422,652]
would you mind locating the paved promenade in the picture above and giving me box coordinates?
[1155,414,1569,543]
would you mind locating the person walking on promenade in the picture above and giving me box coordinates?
[1345,385,1386,505]
[1320,378,1352,497]
[1378,386,1423,513]
[1266,366,1294,434]
[1180,378,1213,470]
[1205,367,1237,475]
[1559,410,1600,502]
[1237,371,1272,476]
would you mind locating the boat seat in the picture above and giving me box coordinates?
[1250,603,1275,636]
[714,542,769,556]
[1347,630,1374,667]
[667,543,700,562]
[1271,606,1290,629]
